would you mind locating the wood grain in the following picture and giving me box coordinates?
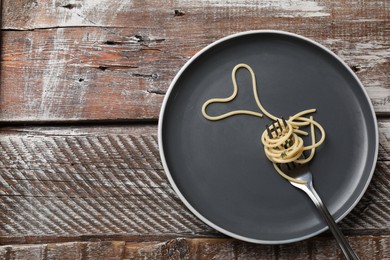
[0,125,213,245]
[0,0,389,122]
[0,236,389,259]
[1,0,389,258]
[0,120,388,245]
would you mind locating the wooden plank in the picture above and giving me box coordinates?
[0,236,389,259]
[0,0,389,122]
[379,120,390,161]
[2,0,389,30]
[0,241,126,259]
[1,28,169,122]
[0,125,215,245]
[0,120,388,244]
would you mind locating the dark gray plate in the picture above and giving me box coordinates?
[158,31,378,244]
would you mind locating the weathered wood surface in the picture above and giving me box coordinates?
[0,121,389,245]
[1,0,390,259]
[0,236,389,260]
[1,0,389,122]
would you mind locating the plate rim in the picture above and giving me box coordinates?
[157,30,379,244]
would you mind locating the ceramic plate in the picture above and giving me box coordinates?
[158,30,378,244]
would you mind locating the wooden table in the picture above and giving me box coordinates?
[0,0,389,259]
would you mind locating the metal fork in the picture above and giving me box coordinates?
[267,122,359,260]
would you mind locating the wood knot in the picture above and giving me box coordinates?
[60,3,81,9]
[174,9,185,16]
[350,65,361,72]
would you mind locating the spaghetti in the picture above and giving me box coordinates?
[201,63,325,184]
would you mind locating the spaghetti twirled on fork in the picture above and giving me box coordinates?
[202,63,325,184]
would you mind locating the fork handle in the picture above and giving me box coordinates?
[303,185,360,260]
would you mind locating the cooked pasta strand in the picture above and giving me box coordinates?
[202,64,325,184]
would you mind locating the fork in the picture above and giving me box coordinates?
[266,123,359,260]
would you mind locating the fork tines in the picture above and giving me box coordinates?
[266,117,287,139]
[266,118,293,150]
[286,162,295,170]
[279,162,297,171]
